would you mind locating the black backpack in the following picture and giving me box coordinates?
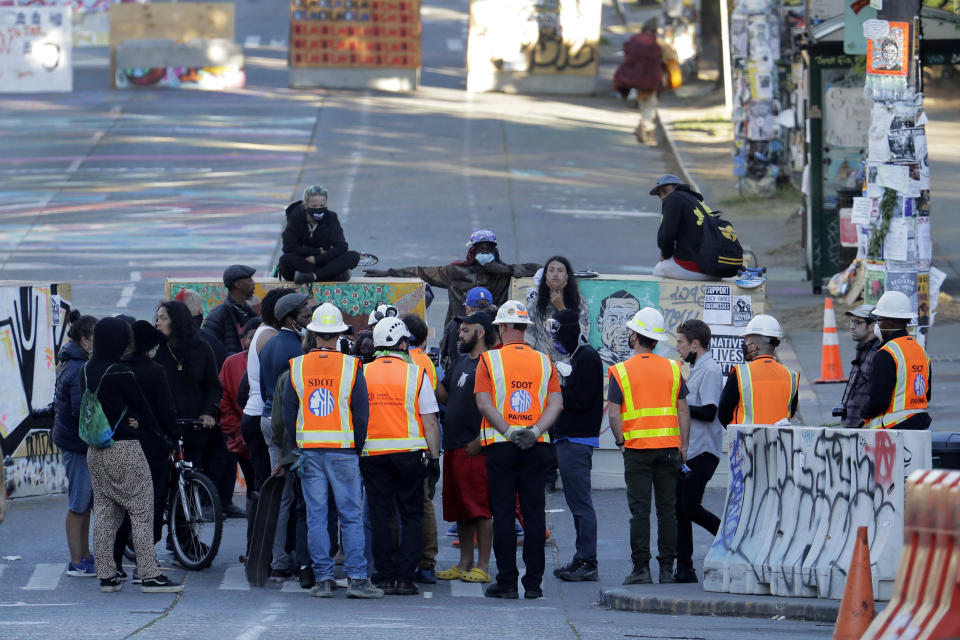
[694,202,744,278]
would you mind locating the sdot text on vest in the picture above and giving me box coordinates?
[308,377,337,387]
[510,381,533,389]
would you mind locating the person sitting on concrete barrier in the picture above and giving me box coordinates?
[840,305,881,429]
[650,175,722,282]
[200,264,258,369]
[278,185,361,284]
[718,314,799,427]
[608,307,690,586]
[861,291,931,430]
[673,319,722,584]
[363,229,540,328]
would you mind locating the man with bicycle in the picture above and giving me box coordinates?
[284,303,384,599]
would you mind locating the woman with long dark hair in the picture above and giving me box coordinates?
[526,255,590,363]
[53,310,98,577]
[153,301,224,505]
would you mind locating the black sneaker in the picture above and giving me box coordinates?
[298,565,315,589]
[141,575,184,593]
[658,569,676,584]
[523,587,544,599]
[674,567,698,583]
[553,559,580,578]
[294,271,316,284]
[375,579,398,595]
[484,582,519,599]
[394,581,419,596]
[100,577,122,593]
[623,566,652,585]
[557,560,599,582]
[414,567,437,584]
[223,504,246,519]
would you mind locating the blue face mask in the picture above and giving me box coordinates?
[475,252,495,266]
[553,339,569,355]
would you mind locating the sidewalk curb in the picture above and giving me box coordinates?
[599,587,841,622]
[655,109,701,194]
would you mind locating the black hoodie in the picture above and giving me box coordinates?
[657,184,707,267]
[84,317,160,442]
[281,200,350,267]
[552,310,603,440]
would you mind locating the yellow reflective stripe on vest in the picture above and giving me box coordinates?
[613,362,635,412]
[617,361,680,421]
[735,363,754,425]
[402,361,424,442]
[623,426,683,440]
[291,355,307,435]
[866,341,914,429]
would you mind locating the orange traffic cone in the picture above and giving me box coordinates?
[833,526,876,640]
[814,297,848,383]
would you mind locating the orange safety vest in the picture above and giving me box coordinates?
[732,355,799,425]
[479,342,553,446]
[289,350,360,449]
[363,355,428,456]
[409,347,438,390]
[609,353,681,449]
[867,336,930,429]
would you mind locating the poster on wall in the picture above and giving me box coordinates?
[0,6,72,92]
[708,324,745,378]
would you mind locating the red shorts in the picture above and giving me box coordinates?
[442,446,491,523]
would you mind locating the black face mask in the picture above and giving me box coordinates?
[307,206,328,221]
[684,351,697,365]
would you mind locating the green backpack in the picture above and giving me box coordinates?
[79,363,127,449]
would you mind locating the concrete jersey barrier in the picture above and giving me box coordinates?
[703,425,932,600]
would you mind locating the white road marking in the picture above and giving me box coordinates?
[446,38,463,51]
[545,508,566,513]
[280,580,308,593]
[543,208,659,218]
[449,580,483,597]
[0,565,6,582]
[22,564,63,591]
[116,284,136,308]
[338,94,371,223]
[237,602,286,640]
[218,565,250,590]
[245,35,262,47]
[269,39,286,49]
[130,271,141,282]
[0,602,80,607]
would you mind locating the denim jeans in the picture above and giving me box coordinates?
[555,440,598,562]
[301,448,367,581]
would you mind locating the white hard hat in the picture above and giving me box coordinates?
[368,303,398,326]
[492,300,533,325]
[744,314,783,339]
[372,316,410,347]
[873,290,917,320]
[626,307,666,341]
[306,302,349,333]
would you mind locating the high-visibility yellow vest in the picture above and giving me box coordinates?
[289,350,359,449]
[867,336,930,429]
[363,355,427,456]
[409,347,438,390]
[732,355,799,425]
[609,353,681,449]
[479,343,552,446]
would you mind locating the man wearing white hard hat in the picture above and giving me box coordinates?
[360,316,441,597]
[861,291,931,429]
[608,307,691,586]
[284,303,384,599]
[717,314,799,427]
[474,300,563,599]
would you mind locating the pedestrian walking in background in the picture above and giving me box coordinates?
[361,317,441,596]
[153,301,230,512]
[364,229,539,327]
[435,311,498,584]
[526,256,590,365]
[278,185,361,284]
[608,307,690,585]
[673,320,722,583]
[840,305,880,428]
[200,264,258,369]
[476,301,563,600]
[53,310,98,578]
[718,314,798,427]
[83,317,183,594]
[283,303,383,599]
[548,309,602,583]
[613,17,678,144]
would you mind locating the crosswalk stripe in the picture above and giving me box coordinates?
[450,580,483,597]
[23,564,63,590]
[0,565,6,583]
[280,580,308,593]
[219,565,250,590]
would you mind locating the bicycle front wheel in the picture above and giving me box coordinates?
[168,470,223,570]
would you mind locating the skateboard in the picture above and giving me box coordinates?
[736,266,767,289]
[245,474,285,586]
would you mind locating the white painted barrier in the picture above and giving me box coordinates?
[702,425,932,600]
